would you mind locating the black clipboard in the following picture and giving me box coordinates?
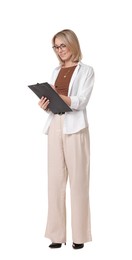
[28,82,72,114]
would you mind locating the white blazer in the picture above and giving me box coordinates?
[43,62,94,135]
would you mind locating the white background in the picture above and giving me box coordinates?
[0,0,132,259]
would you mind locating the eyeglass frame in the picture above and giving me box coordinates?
[52,44,67,51]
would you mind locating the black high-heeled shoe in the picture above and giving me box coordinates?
[49,242,66,248]
[72,242,84,249]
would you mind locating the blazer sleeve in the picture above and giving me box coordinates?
[70,66,94,110]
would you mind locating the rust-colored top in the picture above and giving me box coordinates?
[55,66,77,96]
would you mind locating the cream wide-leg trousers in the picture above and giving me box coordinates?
[45,114,92,244]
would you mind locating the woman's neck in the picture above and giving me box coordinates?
[62,61,78,68]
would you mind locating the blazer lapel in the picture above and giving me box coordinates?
[68,62,81,96]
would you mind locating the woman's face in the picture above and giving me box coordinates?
[54,37,72,62]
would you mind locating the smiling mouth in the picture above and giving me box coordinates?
[59,53,66,58]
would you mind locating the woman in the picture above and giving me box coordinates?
[38,29,94,249]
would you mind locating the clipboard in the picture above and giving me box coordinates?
[28,82,72,114]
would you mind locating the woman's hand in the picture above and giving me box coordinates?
[38,96,50,111]
[51,84,57,92]
[59,95,71,106]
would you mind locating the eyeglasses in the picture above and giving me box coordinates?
[52,44,67,51]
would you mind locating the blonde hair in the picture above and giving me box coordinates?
[52,29,82,64]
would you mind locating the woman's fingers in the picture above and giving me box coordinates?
[42,99,50,110]
[38,96,50,110]
[38,96,45,105]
